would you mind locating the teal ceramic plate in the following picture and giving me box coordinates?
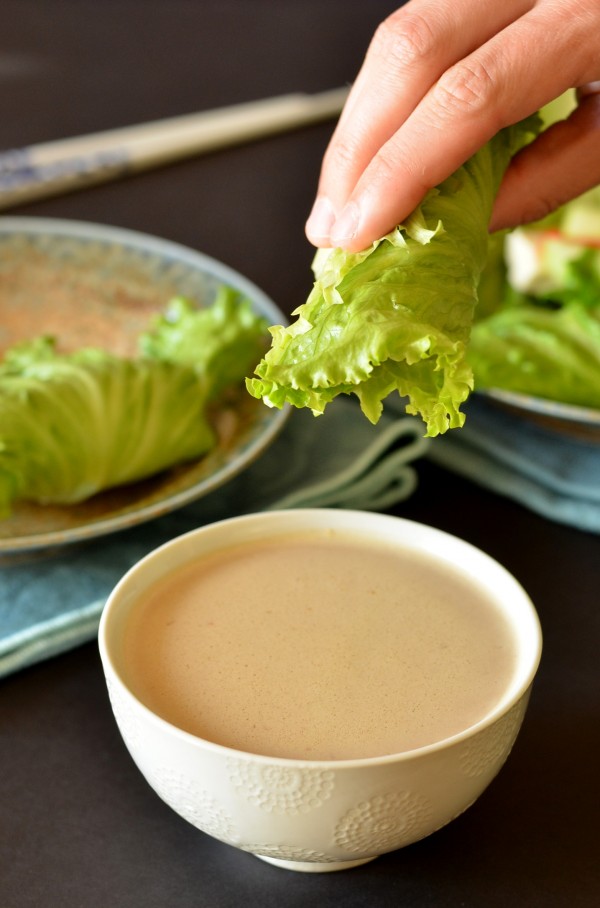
[0,217,288,555]
[480,388,600,442]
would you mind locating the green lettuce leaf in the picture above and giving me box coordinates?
[471,184,600,407]
[468,302,600,408]
[140,287,269,399]
[503,184,600,301]
[0,289,270,518]
[247,116,541,436]
[0,337,215,517]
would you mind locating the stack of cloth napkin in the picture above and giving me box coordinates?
[428,395,600,533]
[1,394,598,679]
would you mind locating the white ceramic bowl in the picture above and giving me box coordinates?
[98,509,542,873]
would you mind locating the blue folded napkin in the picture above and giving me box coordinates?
[0,399,428,679]
[2,392,598,680]
[426,395,600,534]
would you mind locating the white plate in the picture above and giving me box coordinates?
[0,217,288,555]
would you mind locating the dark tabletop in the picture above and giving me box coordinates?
[1,2,599,906]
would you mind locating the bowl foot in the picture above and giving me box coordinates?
[256,854,377,873]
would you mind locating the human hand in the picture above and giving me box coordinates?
[305,0,600,252]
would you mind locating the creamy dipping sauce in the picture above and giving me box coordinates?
[120,531,516,760]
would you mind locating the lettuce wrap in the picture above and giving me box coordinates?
[247,116,541,436]
[0,289,268,517]
[469,185,600,407]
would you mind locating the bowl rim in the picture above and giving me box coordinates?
[98,508,543,769]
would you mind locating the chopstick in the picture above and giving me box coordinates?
[0,87,349,210]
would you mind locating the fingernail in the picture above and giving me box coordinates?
[306,197,336,242]
[330,201,360,246]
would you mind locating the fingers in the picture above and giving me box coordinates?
[306,0,532,246]
[335,8,594,250]
[318,0,529,203]
[490,88,600,231]
[306,0,600,252]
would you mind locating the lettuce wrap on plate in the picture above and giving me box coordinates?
[0,289,268,518]
[469,185,600,413]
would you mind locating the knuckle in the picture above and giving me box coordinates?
[369,152,399,190]
[505,160,565,226]
[517,195,562,226]
[323,132,363,175]
[370,147,426,198]
[433,57,499,121]
[371,10,439,73]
